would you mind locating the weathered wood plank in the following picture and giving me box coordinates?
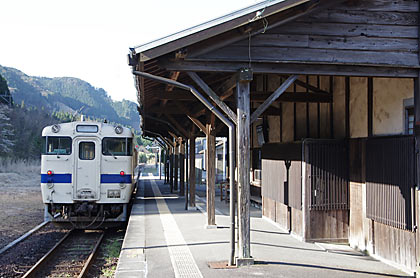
[251,75,298,123]
[151,91,332,103]
[206,123,216,226]
[189,136,196,207]
[233,34,418,52]
[188,72,238,124]
[179,140,185,196]
[337,0,419,12]
[301,10,418,26]
[188,116,206,134]
[268,22,418,39]
[374,221,417,271]
[198,46,419,67]
[169,150,174,192]
[161,60,419,77]
[174,141,179,191]
[237,71,252,261]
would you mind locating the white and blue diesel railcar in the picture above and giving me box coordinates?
[41,121,137,227]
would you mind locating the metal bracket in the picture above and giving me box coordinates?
[238,68,253,82]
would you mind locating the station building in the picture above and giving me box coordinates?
[128,0,420,273]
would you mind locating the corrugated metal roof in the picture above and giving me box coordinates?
[131,0,310,61]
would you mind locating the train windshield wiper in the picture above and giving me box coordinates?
[109,150,117,159]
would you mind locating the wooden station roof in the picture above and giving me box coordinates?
[128,0,420,139]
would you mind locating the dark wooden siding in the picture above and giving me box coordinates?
[198,0,419,68]
[366,136,415,230]
[262,159,284,203]
[262,142,302,210]
[304,139,349,210]
[289,161,302,209]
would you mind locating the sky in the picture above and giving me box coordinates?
[0,0,261,103]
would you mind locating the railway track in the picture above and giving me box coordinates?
[22,229,104,278]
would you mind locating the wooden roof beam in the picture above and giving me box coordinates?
[216,74,237,101]
[165,71,180,92]
[149,89,331,102]
[188,116,207,135]
[160,60,418,78]
[165,114,190,138]
[188,72,237,124]
[288,77,330,95]
[251,75,298,123]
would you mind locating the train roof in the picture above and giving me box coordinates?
[42,121,133,137]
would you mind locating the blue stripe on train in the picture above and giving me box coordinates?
[41,174,72,183]
[100,174,132,184]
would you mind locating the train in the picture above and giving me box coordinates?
[40,120,138,228]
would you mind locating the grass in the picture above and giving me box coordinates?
[0,157,40,173]
[99,236,124,277]
[104,238,122,258]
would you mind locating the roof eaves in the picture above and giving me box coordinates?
[132,0,310,61]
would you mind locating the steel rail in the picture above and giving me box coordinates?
[0,220,49,255]
[78,232,105,278]
[22,230,74,278]
[22,230,104,278]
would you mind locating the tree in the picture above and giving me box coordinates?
[0,104,14,155]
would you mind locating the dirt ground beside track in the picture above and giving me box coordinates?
[0,171,44,249]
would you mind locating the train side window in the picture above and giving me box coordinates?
[42,137,72,155]
[79,142,95,160]
[102,138,133,156]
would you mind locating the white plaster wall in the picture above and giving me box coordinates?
[373,78,413,136]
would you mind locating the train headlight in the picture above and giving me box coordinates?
[120,171,125,176]
[51,124,60,133]
[115,125,123,134]
[47,170,53,176]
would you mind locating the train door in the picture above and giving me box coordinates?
[73,137,101,200]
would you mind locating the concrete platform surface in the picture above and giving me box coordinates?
[116,173,411,278]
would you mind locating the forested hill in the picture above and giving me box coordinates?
[0,65,140,130]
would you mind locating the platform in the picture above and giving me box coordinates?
[115,173,410,278]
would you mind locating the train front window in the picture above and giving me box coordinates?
[42,137,72,155]
[79,142,95,160]
[102,138,132,156]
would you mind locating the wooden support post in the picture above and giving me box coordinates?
[169,147,174,192]
[206,119,216,228]
[189,135,196,208]
[413,73,420,271]
[180,139,185,196]
[185,139,189,210]
[166,151,170,184]
[236,68,253,265]
[163,151,167,183]
[174,139,179,192]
